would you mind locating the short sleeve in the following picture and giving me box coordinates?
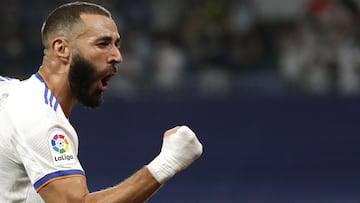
[15,126,85,192]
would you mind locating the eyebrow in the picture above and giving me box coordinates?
[95,35,120,43]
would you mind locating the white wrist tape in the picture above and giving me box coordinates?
[146,126,203,184]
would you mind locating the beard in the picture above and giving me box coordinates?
[68,53,103,108]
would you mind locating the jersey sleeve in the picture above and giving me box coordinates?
[15,126,85,192]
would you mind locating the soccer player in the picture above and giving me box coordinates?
[0,2,203,202]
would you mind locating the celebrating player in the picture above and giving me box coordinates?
[0,2,203,202]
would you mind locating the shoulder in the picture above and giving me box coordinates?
[7,74,63,122]
[5,74,76,140]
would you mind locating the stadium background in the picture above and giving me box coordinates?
[1,0,360,202]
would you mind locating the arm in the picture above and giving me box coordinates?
[39,167,160,203]
[39,125,203,203]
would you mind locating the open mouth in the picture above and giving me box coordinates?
[101,76,110,87]
[101,76,111,89]
[97,65,118,91]
[100,73,116,91]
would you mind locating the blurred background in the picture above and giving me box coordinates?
[2,0,360,202]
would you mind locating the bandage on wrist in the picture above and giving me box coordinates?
[146,154,177,184]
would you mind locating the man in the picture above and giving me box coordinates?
[0,2,203,203]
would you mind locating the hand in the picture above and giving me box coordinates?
[146,125,203,184]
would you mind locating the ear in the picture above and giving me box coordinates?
[51,38,71,63]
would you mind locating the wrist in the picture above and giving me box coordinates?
[146,153,177,184]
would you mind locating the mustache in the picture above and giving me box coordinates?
[90,64,119,82]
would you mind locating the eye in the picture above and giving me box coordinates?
[97,42,109,48]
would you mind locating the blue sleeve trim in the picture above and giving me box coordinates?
[34,169,85,191]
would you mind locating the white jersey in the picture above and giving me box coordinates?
[0,73,85,202]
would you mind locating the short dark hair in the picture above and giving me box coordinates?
[41,1,111,48]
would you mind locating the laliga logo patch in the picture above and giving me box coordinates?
[51,134,69,154]
[49,132,76,166]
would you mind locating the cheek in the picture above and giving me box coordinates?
[89,57,107,73]
[81,49,106,68]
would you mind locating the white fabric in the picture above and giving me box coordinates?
[0,74,84,203]
[147,126,203,184]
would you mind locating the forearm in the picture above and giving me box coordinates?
[39,126,202,203]
[85,167,161,203]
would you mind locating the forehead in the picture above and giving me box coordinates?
[77,14,120,40]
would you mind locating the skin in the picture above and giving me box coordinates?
[37,13,173,203]
[39,14,122,115]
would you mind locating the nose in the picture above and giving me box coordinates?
[109,46,123,64]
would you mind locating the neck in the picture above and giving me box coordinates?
[38,60,76,117]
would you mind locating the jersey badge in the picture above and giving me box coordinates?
[49,131,76,166]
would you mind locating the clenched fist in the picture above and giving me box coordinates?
[147,126,203,184]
